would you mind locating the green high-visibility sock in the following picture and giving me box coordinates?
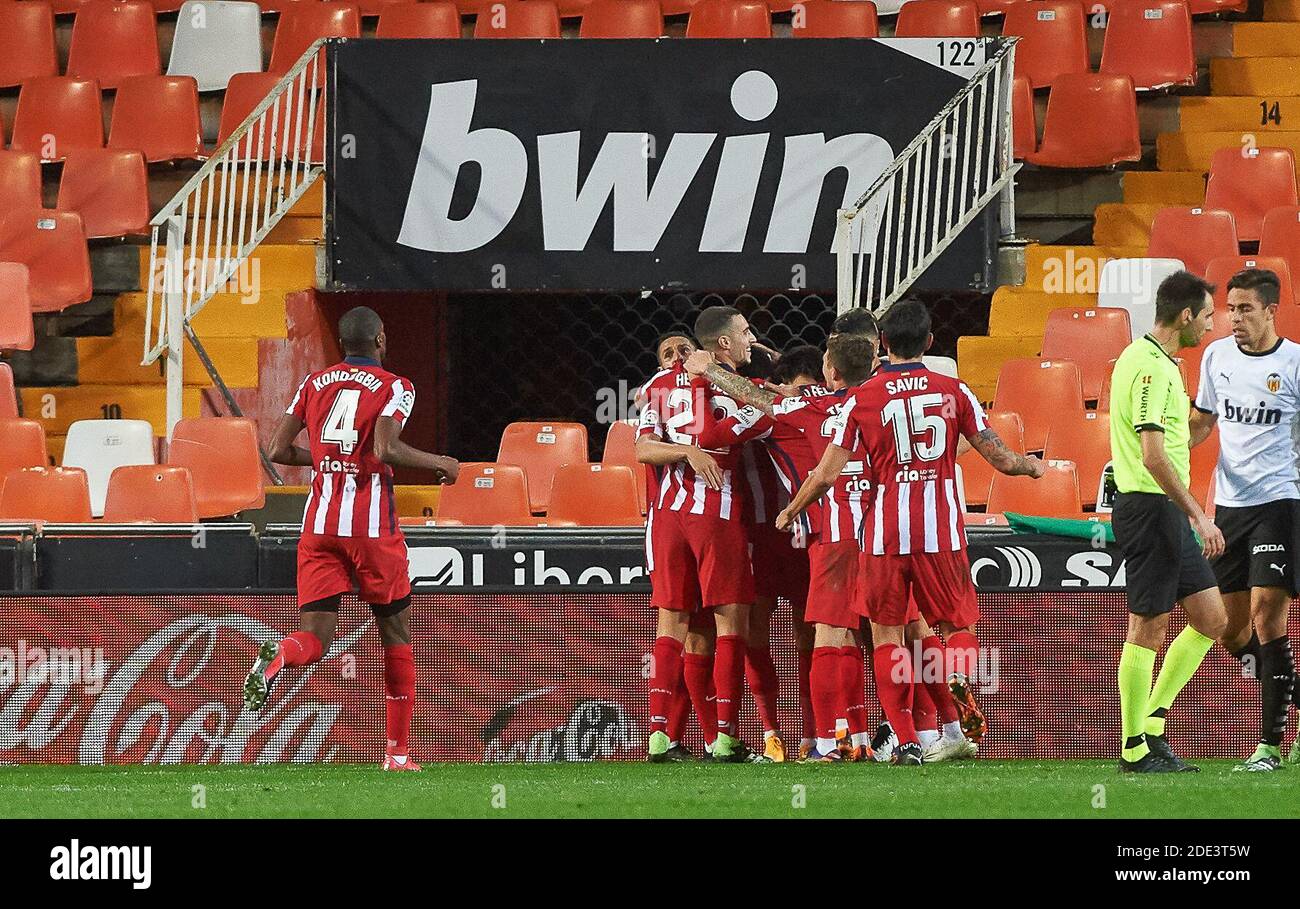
[1119,642,1156,762]
[1144,626,1215,738]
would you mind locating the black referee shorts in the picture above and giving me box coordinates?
[1113,492,1218,617]
[1213,499,1300,596]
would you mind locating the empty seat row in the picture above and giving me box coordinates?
[1,149,150,238]
[0,464,200,523]
[431,461,643,526]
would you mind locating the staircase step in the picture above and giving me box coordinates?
[1232,22,1300,56]
[265,216,323,244]
[956,336,1044,404]
[1211,57,1300,96]
[1093,203,1161,246]
[19,385,201,437]
[1158,130,1300,172]
[137,242,318,294]
[1179,95,1300,132]
[988,287,1098,337]
[6,337,78,386]
[117,292,288,339]
[1121,170,1205,205]
[1264,0,1300,20]
[1022,244,1147,292]
[76,334,261,387]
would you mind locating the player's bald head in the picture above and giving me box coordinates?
[339,307,384,357]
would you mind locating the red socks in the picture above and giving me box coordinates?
[838,646,868,736]
[912,674,937,733]
[682,652,717,744]
[383,643,415,757]
[266,630,323,680]
[946,630,979,684]
[649,636,685,734]
[713,635,746,737]
[798,650,815,740]
[745,645,780,734]
[873,643,919,746]
[921,635,960,724]
[667,663,692,743]
[810,647,842,740]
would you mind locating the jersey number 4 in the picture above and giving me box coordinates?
[321,388,361,454]
[881,393,948,463]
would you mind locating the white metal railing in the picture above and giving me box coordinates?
[142,39,330,438]
[834,39,1020,315]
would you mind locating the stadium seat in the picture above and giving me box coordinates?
[579,0,664,36]
[992,358,1086,452]
[434,463,534,526]
[62,418,156,517]
[790,0,879,37]
[0,418,49,477]
[1257,207,1300,282]
[1146,208,1238,278]
[1099,0,1194,91]
[1012,75,1036,160]
[0,209,93,313]
[10,78,105,162]
[474,1,563,36]
[601,420,647,513]
[1204,147,1298,244]
[0,152,43,215]
[894,0,980,37]
[56,149,151,239]
[0,363,16,418]
[975,0,1020,13]
[1025,74,1141,169]
[1044,411,1110,508]
[1001,1,1090,90]
[1204,255,1295,308]
[0,1,58,89]
[958,411,1024,508]
[108,76,205,163]
[1189,424,1217,507]
[923,355,958,377]
[1098,257,1186,340]
[1040,307,1132,402]
[353,0,416,14]
[0,263,34,352]
[102,466,199,523]
[218,73,325,164]
[685,0,771,36]
[0,467,93,523]
[269,3,361,78]
[376,1,463,36]
[167,1,264,92]
[66,0,161,90]
[497,421,588,513]
[987,459,1082,517]
[546,464,643,526]
[167,417,266,517]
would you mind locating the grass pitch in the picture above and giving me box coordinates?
[1,760,1296,819]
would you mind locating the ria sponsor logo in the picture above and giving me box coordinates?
[49,841,151,890]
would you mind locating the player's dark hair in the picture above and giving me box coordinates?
[694,306,742,349]
[339,306,383,355]
[771,345,825,385]
[1226,268,1281,307]
[831,308,879,342]
[879,298,931,359]
[654,327,696,352]
[1154,271,1215,325]
[740,345,775,381]
[827,334,875,385]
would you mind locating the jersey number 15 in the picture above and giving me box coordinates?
[881,393,948,463]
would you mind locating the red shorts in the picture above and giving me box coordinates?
[804,538,860,629]
[649,507,754,611]
[750,523,810,606]
[297,532,412,608]
[859,548,979,629]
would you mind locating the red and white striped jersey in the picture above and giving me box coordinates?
[831,363,987,555]
[287,357,415,538]
[772,387,870,544]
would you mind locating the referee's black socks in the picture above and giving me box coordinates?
[1259,636,1296,748]
[1230,631,1261,679]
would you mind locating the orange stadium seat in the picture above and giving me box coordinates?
[1026,73,1141,168]
[0,467,93,523]
[686,0,771,36]
[579,0,664,36]
[958,411,1024,508]
[1001,1,1090,90]
[0,418,49,477]
[546,464,643,526]
[987,459,1082,517]
[108,76,206,163]
[497,421,588,513]
[376,2,463,36]
[434,463,534,526]
[0,363,16,418]
[353,0,415,15]
[1147,207,1238,277]
[1204,255,1295,308]
[0,209,93,313]
[1012,75,1036,160]
[601,420,647,514]
[167,417,266,517]
[218,73,325,163]
[0,1,58,89]
[1189,424,1217,507]
[1040,307,1132,402]
[66,0,161,90]
[56,149,151,239]
[976,0,1019,12]
[270,3,361,79]
[0,263,35,352]
[992,358,1086,452]
[474,1,563,36]
[1099,0,1194,91]
[10,77,104,162]
[790,0,879,37]
[1044,411,1110,508]
[894,0,980,37]
[0,152,43,215]
[1258,207,1300,282]
[1204,147,1298,244]
[102,466,200,523]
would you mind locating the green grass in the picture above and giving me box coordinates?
[1,760,1297,819]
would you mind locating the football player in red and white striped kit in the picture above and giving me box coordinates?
[243,306,460,772]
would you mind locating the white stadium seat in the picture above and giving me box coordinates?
[923,355,959,378]
[62,419,156,517]
[167,1,264,92]
[1097,257,1186,341]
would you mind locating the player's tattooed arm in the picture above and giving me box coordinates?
[967,428,1045,478]
[681,350,778,416]
[268,414,313,467]
[776,443,852,531]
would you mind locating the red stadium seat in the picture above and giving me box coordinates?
[351,0,413,15]
[601,420,647,513]
[686,0,772,36]
[56,149,151,239]
[958,411,1024,508]
[1099,0,1195,91]
[987,459,1082,517]
[0,152,44,214]
[269,3,361,81]
[1025,73,1141,169]
[434,463,535,526]
[1012,74,1036,160]
[545,464,643,526]
[0,263,35,352]
[579,0,664,36]
[1002,1,1090,90]
[1258,207,1300,284]
[1204,146,1298,244]
[1044,412,1111,508]
[0,363,16,418]
[167,417,266,517]
[894,0,980,37]
[992,358,1086,452]
[218,73,325,164]
[497,421,588,513]
[0,467,93,523]
[474,1,563,36]
[108,76,205,163]
[1147,207,1238,277]
[1189,423,1217,507]
[66,0,161,90]
[790,0,879,37]
[1040,307,1132,402]
[1204,256,1294,308]
[10,78,105,162]
[376,1,463,36]
[975,0,1020,13]
[0,1,58,89]
[103,465,200,523]
[0,208,93,313]
[0,418,49,477]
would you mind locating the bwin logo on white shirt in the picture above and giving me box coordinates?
[50,840,151,890]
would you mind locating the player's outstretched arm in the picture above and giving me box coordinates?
[1188,407,1218,448]
[374,416,460,484]
[682,350,779,417]
[776,443,851,531]
[967,428,1045,478]
[268,414,313,467]
[634,437,723,490]
[1138,429,1223,559]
